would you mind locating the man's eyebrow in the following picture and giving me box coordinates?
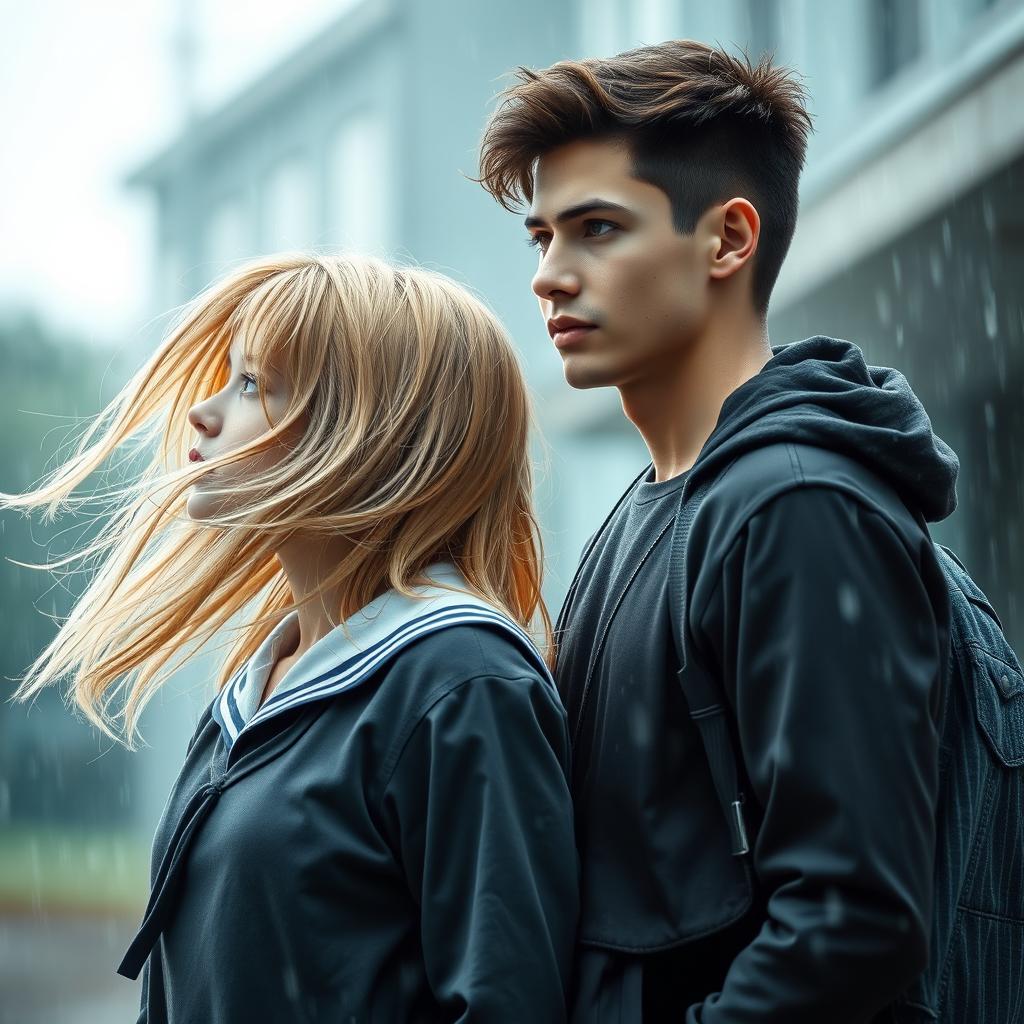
[524,199,632,229]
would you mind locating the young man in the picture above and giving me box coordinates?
[477,41,959,1022]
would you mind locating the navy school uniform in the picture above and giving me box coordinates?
[118,563,579,1023]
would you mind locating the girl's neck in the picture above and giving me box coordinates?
[273,532,355,659]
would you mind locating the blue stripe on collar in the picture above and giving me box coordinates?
[224,680,245,734]
[211,667,247,748]
[251,604,539,728]
[210,566,550,753]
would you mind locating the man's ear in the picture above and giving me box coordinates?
[707,198,759,281]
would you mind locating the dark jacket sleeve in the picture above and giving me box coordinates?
[688,486,944,1023]
[380,671,580,1023]
[135,961,147,1024]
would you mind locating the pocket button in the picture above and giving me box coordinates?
[998,670,1017,699]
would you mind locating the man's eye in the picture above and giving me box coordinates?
[584,219,618,238]
[525,234,549,251]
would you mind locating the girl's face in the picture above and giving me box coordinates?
[185,336,307,521]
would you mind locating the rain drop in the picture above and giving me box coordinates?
[983,276,998,339]
[824,886,844,926]
[982,195,995,236]
[628,700,651,749]
[891,252,902,288]
[875,288,892,327]
[838,583,861,623]
[774,733,792,769]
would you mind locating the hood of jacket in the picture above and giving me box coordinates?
[689,335,959,523]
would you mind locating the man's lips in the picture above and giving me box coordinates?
[547,317,598,350]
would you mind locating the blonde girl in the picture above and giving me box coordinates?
[2,252,579,1023]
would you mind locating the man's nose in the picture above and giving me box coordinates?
[531,250,581,303]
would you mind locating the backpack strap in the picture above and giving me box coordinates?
[668,475,751,857]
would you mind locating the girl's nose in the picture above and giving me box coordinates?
[187,399,219,437]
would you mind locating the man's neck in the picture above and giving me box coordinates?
[619,322,772,483]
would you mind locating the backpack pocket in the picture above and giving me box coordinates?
[945,559,1024,923]
[968,642,1024,768]
[936,636,1024,1021]
[958,634,1024,925]
[939,910,1024,1023]
[937,542,1024,767]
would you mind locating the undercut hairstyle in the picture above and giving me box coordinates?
[477,39,814,314]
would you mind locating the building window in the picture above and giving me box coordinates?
[745,0,779,60]
[158,241,185,308]
[204,197,249,280]
[579,0,681,51]
[871,0,921,87]
[578,0,626,56]
[632,0,680,44]
[262,157,313,251]
[328,111,391,254]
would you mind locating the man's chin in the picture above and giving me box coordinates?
[561,356,620,390]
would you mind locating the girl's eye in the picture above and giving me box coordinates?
[583,219,618,238]
[238,373,259,395]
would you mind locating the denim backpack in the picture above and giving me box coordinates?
[669,473,1024,1023]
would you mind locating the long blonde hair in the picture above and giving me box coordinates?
[1,252,550,746]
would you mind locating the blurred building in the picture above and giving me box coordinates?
[125,0,1024,824]
[9,3,1020,1020]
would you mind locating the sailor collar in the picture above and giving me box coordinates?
[117,561,555,984]
[211,561,551,752]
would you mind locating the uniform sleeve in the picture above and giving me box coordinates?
[688,486,945,1023]
[134,958,148,1023]
[380,671,580,1023]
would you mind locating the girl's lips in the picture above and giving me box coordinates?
[553,325,597,349]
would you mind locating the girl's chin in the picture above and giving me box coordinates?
[186,486,245,522]
[185,493,219,520]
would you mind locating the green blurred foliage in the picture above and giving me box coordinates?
[0,316,121,674]
[0,313,137,832]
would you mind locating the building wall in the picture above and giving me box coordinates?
[7,5,1017,1018]
[127,0,576,841]
[126,0,1024,807]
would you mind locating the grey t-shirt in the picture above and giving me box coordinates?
[554,464,762,1017]
[556,463,689,797]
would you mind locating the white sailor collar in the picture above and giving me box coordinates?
[211,562,550,752]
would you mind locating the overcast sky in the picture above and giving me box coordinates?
[0,0,348,345]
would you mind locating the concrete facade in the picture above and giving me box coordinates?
[126,0,1024,819]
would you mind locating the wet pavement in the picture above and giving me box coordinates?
[0,913,141,1023]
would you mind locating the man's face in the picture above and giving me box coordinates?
[526,137,716,390]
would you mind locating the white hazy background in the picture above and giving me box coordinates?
[0,0,352,342]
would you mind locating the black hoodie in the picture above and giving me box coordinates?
[556,336,958,1023]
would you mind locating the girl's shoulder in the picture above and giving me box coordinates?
[392,618,551,690]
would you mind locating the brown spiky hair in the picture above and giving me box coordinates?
[477,39,814,314]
